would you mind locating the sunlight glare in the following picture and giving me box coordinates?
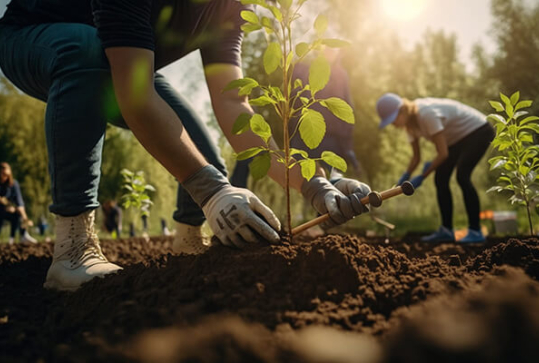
[381,0,427,21]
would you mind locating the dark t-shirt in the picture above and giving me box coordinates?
[0,0,249,69]
[0,180,24,211]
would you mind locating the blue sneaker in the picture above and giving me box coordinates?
[459,229,486,243]
[421,226,455,242]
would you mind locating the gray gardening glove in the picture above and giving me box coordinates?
[301,176,365,229]
[331,177,372,201]
[183,165,281,248]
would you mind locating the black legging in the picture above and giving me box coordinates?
[434,123,495,230]
[0,209,21,238]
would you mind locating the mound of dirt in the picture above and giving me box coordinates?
[385,266,539,363]
[1,235,538,362]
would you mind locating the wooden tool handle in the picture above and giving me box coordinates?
[291,193,371,235]
[291,184,412,235]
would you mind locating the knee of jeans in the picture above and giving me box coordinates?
[54,28,109,74]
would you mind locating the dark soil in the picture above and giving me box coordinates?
[1,234,538,363]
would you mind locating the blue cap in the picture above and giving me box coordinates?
[376,93,403,129]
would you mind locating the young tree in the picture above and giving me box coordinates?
[487,92,539,235]
[227,0,355,236]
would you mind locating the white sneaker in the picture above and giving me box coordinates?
[21,230,37,244]
[44,210,122,291]
[8,237,14,245]
[172,222,212,255]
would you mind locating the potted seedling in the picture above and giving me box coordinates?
[487,92,539,235]
[226,0,355,237]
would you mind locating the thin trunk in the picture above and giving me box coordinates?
[282,25,292,239]
[526,202,534,235]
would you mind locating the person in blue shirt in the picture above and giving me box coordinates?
[0,162,37,244]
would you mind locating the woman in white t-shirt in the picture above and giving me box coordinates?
[376,93,495,243]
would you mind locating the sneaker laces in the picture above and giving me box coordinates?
[56,212,107,269]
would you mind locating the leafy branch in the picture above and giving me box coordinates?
[120,169,155,229]
[226,0,355,235]
[487,91,539,235]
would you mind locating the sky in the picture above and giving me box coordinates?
[376,0,496,66]
[0,0,509,118]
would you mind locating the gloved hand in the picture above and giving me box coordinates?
[331,177,372,198]
[302,176,366,229]
[397,171,411,186]
[202,185,281,248]
[183,165,281,248]
[410,175,424,189]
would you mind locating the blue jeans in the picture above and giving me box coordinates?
[0,23,227,225]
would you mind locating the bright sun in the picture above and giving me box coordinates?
[381,0,427,21]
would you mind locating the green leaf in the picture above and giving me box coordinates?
[239,83,258,96]
[505,103,514,118]
[321,151,347,172]
[486,186,504,193]
[264,42,282,75]
[290,148,308,158]
[514,110,529,120]
[299,159,316,181]
[526,170,537,184]
[261,17,274,32]
[278,0,292,10]
[223,78,258,92]
[321,38,351,48]
[487,114,506,124]
[521,134,533,143]
[500,92,511,107]
[489,157,508,171]
[269,6,283,21]
[299,109,326,149]
[232,113,251,135]
[521,123,539,134]
[241,0,266,5]
[300,97,309,105]
[285,52,293,72]
[294,78,303,90]
[250,114,272,143]
[510,91,520,106]
[121,169,134,177]
[520,116,539,125]
[309,55,330,96]
[236,146,265,160]
[489,101,504,112]
[241,10,259,24]
[250,153,271,179]
[515,100,533,111]
[296,42,309,57]
[241,23,262,33]
[268,87,284,102]
[314,14,328,36]
[249,95,276,106]
[320,97,355,124]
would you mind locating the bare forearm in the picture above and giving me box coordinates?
[406,157,420,174]
[406,141,421,174]
[121,92,208,182]
[17,207,28,220]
